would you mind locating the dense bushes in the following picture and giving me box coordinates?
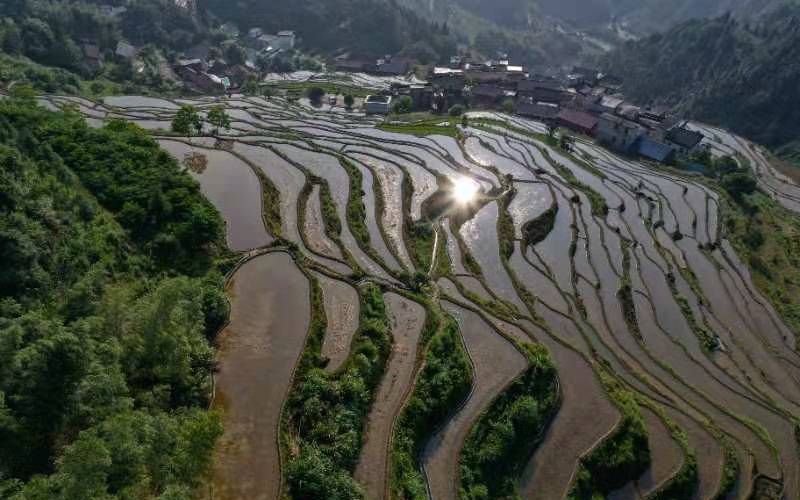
[391,310,473,499]
[284,284,392,499]
[459,343,558,499]
[0,99,227,498]
[0,102,224,274]
[522,204,557,247]
[569,374,650,499]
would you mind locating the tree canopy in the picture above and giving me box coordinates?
[0,98,228,499]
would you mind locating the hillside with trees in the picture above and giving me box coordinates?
[600,5,800,154]
[200,0,457,63]
[0,92,229,499]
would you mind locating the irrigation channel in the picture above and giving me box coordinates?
[44,91,800,500]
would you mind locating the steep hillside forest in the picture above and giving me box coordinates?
[0,94,230,499]
[601,5,800,154]
[200,0,456,61]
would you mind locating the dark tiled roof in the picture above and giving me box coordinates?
[666,126,704,149]
[558,109,598,131]
[517,79,562,92]
[517,102,559,119]
[472,84,505,98]
[376,59,409,75]
[636,137,674,162]
[82,44,101,59]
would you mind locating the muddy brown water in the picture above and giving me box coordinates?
[315,273,359,373]
[158,140,272,251]
[303,184,345,261]
[355,293,426,499]
[210,253,310,500]
[422,303,527,500]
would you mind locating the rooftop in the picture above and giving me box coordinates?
[666,126,704,149]
[558,109,599,131]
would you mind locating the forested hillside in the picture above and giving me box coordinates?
[201,0,456,61]
[0,93,229,499]
[601,6,800,152]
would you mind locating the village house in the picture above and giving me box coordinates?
[335,58,373,73]
[81,43,103,73]
[470,84,509,107]
[219,22,239,38]
[517,79,572,104]
[115,41,137,60]
[558,109,599,136]
[599,95,625,114]
[517,101,560,123]
[99,4,127,17]
[665,124,705,156]
[394,84,433,111]
[634,137,676,164]
[364,95,392,115]
[375,56,412,76]
[275,31,296,51]
[596,113,645,152]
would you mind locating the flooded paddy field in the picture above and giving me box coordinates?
[64,93,800,499]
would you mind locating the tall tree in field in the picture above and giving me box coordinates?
[207,106,231,136]
[172,105,202,141]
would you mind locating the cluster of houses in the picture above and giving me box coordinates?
[79,39,141,75]
[349,56,704,165]
[172,25,296,93]
[334,54,417,77]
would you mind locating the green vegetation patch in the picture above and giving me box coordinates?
[723,191,800,339]
[569,372,650,499]
[522,204,558,248]
[379,117,460,139]
[0,98,228,498]
[459,343,559,499]
[391,309,473,500]
[284,283,392,499]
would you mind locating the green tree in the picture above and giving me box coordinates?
[501,99,515,114]
[206,105,231,136]
[448,104,465,117]
[721,172,758,201]
[343,94,354,109]
[306,86,325,103]
[171,105,202,139]
[559,134,575,152]
[392,95,413,114]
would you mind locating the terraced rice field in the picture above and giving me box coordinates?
[50,90,800,500]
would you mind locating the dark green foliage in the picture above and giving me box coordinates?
[405,220,435,271]
[207,105,231,136]
[203,0,456,61]
[721,171,758,201]
[569,375,650,499]
[306,86,325,103]
[601,6,800,150]
[0,100,226,497]
[393,95,413,114]
[344,94,355,109]
[459,344,559,500]
[522,205,557,247]
[172,105,202,138]
[497,196,516,260]
[449,104,465,116]
[284,284,392,499]
[391,312,472,500]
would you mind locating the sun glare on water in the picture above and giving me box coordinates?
[452,177,480,204]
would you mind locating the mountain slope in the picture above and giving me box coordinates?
[202,0,456,60]
[600,5,800,149]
